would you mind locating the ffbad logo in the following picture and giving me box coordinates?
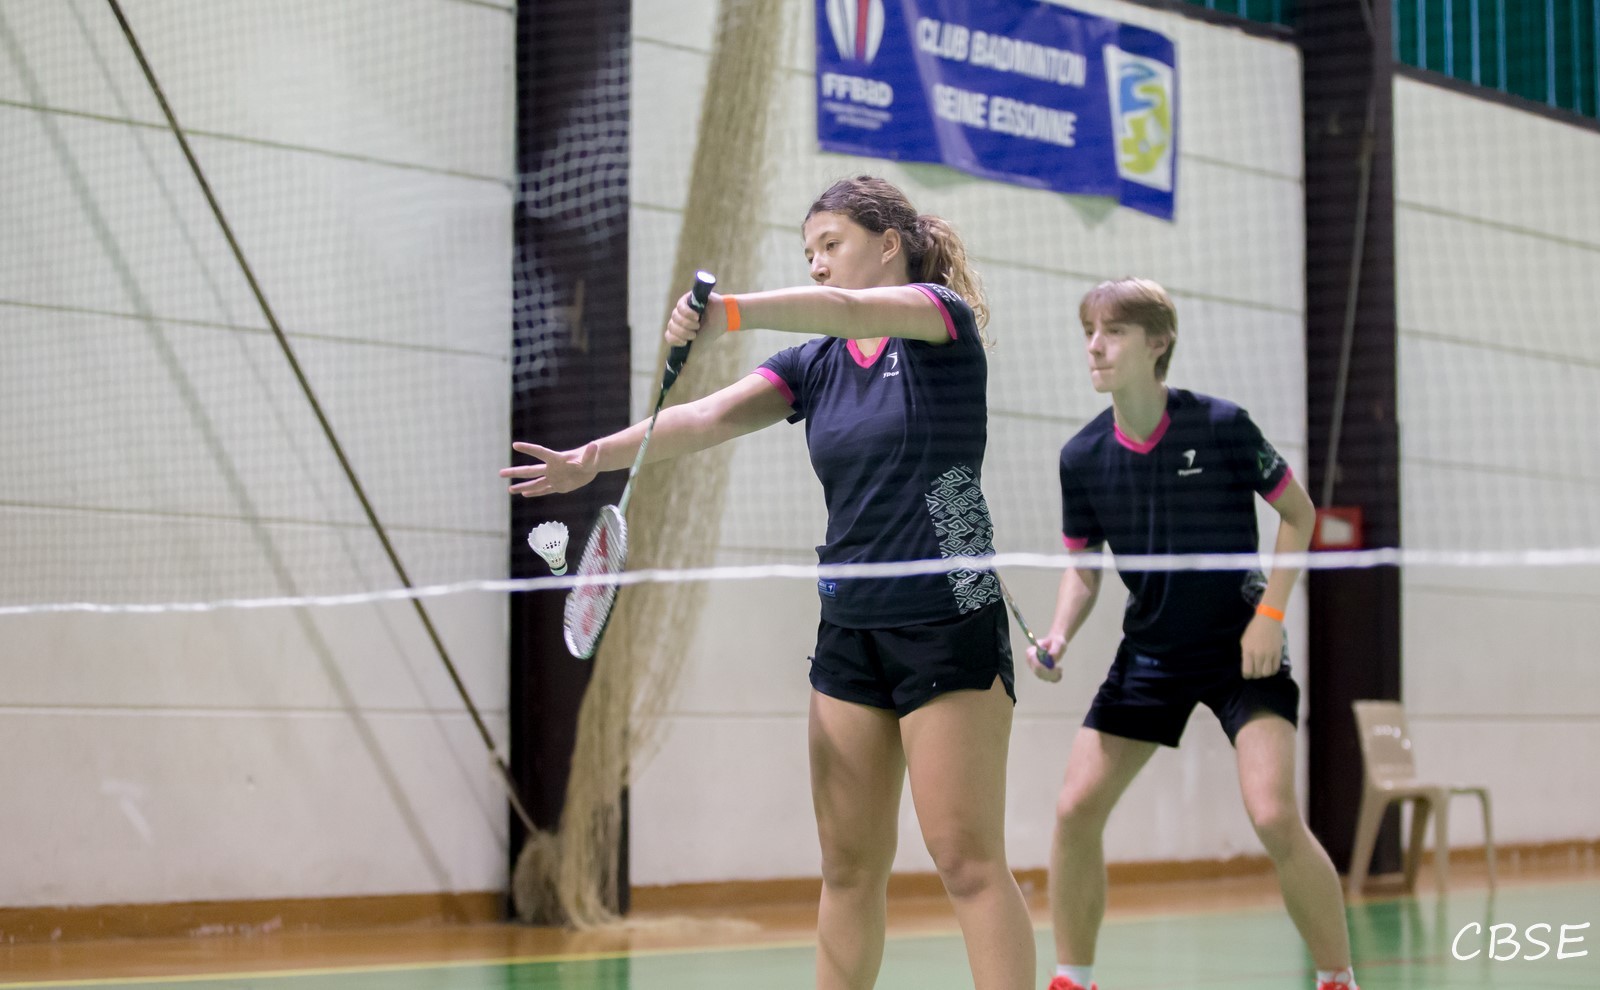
[826,0,885,63]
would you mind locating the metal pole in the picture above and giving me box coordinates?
[1547,0,1558,106]
[1445,0,1455,75]
[1497,0,1507,92]
[1471,0,1481,83]
[1420,0,1429,71]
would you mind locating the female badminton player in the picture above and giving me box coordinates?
[503,176,1035,990]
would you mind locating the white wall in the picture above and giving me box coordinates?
[1393,76,1600,849]
[0,0,514,906]
[628,0,1307,884]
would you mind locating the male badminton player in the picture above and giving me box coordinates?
[1027,278,1359,990]
[503,176,1035,990]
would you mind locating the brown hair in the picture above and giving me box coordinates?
[805,176,989,337]
[1079,277,1177,380]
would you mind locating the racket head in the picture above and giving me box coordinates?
[562,504,629,660]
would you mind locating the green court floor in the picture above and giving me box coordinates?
[10,879,1596,989]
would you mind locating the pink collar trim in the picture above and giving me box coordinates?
[846,338,885,368]
[1113,411,1170,454]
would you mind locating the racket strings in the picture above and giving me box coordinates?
[563,511,629,658]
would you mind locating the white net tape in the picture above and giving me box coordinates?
[7,545,1599,617]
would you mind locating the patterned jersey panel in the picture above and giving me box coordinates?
[925,464,1001,613]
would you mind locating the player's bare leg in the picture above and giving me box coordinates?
[1235,715,1354,973]
[1050,728,1158,966]
[901,678,1036,990]
[809,692,905,990]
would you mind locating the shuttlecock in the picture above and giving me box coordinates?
[529,521,569,575]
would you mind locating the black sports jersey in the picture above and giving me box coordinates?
[1059,388,1291,657]
[756,283,1001,629]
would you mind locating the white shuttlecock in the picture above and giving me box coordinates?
[529,521,569,575]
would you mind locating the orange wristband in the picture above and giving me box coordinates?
[723,295,742,332]
[1256,603,1285,622]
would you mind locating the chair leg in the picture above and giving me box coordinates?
[1347,794,1386,897]
[1478,790,1495,891]
[1405,798,1432,892]
[1433,797,1452,895]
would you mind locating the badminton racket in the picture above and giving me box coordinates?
[563,270,717,659]
[996,575,1054,670]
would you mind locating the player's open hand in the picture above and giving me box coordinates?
[665,290,726,346]
[501,441,599,497]
[1027,634,1066,683]
[1240,614,1284,679]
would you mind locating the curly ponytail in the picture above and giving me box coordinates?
[911,213,989,337]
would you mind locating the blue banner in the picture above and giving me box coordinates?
[817,0,1178,220]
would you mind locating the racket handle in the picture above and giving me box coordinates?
[663,270,717,394]
[1028,631,1055,670]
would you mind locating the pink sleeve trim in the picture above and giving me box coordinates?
[753,367,795,406]
[911,284,959,340]
[1063,534,1091,551]
[1265,468,1293,503]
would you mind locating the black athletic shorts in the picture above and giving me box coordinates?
[809,601,1015,717]
[1084,638,1300,747]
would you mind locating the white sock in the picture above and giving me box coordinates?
[1316,968,1355,986]
[1055,964,1094,988]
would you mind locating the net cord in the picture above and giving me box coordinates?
[13,545,1600,617]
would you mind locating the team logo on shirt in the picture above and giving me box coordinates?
[1177,448,1203,477]
[882,352,900,378]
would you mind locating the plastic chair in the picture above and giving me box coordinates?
[1348,700,1495,896]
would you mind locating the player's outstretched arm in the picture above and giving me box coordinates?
[666,285,954,347]
[502,374,792,497]
[1029,551,1103,682]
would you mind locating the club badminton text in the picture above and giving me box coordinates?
[917,16,1085,148]
[1451,921,1589,961]
[916,18,1088,87]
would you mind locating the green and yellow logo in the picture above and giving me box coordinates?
[1106,47,1175,192]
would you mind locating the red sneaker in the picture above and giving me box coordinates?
[1316,983,1359,990]
[1046,977,1097,990]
